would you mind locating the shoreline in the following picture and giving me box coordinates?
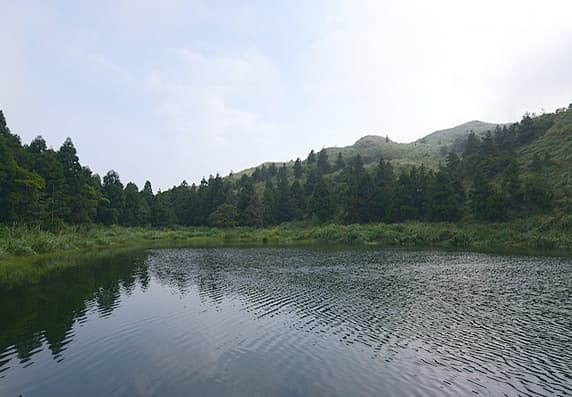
[1,221,571,287]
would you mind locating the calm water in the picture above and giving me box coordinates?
[0,248,571,396]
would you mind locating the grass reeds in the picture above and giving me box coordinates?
[1,217,571,286]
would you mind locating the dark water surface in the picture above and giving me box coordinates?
[1,248,571,396]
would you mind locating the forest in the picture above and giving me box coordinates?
[1,106,570,230]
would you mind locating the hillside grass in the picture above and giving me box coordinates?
[229,121,503,182]
[518,108,572,209]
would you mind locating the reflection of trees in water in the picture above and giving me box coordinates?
[194,251,228,306]
[148,248,419,349]
[148,249,230,306]
[0,250,149,367]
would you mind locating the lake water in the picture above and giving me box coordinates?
[0,248,571,396]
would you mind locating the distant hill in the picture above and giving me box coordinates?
[225,106,571,223]
[416,120,506,146]
[229,110,572,208]
[230,120,508,180]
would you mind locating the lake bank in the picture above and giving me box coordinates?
[1,218,571,286]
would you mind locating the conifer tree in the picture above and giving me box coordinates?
[372,158,394,221]
[335,152,345,171]
[293,158,303,178]
[290,180,306,220]
[307,150,316,165]
[317,149,330,174]
[275,166,292,222]
[262,180,276,226]
[310,176,333,222]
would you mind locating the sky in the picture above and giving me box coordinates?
[1,0,571,190]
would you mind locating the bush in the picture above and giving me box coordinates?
[557,215,572,232]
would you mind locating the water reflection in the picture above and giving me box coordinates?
[0,248,571,397]
[0,250,150,369]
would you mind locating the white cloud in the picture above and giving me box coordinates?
[1,0,571,189]
[84,53,136,85]
[101,0,206,35]
[144,49,284,180]
[298,0,572,144]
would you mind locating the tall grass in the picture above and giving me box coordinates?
[0,224,228,260]
[1,216,571,266]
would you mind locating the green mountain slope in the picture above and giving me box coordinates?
[230,120,506,180]
[416,120,506,145]
[230,107,572,213]
[518,108,572,209]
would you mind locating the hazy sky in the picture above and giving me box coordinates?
[1,0,571,189]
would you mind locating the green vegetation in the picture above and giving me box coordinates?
[231,120,503,181]
[1,104,571,284]
[2,106,571,230]
[2,216,572,287]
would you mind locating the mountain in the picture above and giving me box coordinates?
[229,107,572,210]
[416,120,506,145]
[230,120,507,180]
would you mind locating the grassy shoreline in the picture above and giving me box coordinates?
[1,219,571,287]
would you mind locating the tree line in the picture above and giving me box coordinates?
[0,107,564,229]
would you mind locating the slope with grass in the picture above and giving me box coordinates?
[518,108,572,210]
[230,120,506,182]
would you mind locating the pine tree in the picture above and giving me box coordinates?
[304,168,320,198]
[430,166,463,221]
[372,159,394,221]
[56,138,99,223]
[470,171,507,221]
[237,176,257,225]
[335,152,345,171]
[307,150,316,165]
[153,191,176,227]
[411,165,431,220]
[275,167,292,222]
[389,172,418,221]
[252,167,263,182]
[293,158,303,178]
[501,160,522,208]
[262,180,276,226]
[289,180,306,220]
[98,170,125,225]
[0,110,8,134]
[340,155,372,223]
[123,182,143,226]
[310,176,333,222]
[268,163,278,177]
[317,149,330,174]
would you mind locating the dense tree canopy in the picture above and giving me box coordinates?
[0,108,565,228]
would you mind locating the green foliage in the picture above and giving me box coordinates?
[310,176,333,222]
[335,152,345,171]
[1,218,572,286]
[317,148,330,174]
[0,105,569,235]
[306,150,316,165]
[262,180,277,225]
[470,171,507,221]
[293,158,303,178]
[209,203,238,228]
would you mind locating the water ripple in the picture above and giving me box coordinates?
[1,248,570,397]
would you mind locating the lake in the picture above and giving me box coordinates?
[0,248,570,396]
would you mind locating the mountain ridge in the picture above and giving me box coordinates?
[230,120,507,180]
